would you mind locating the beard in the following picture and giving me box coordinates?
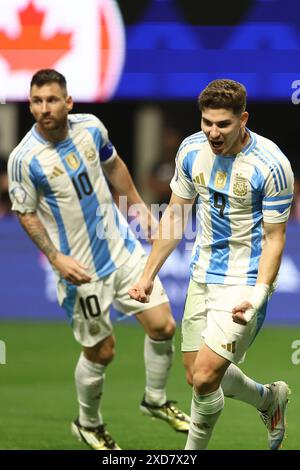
[39,115,66,132]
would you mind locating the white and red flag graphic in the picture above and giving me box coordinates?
[0,0,125,101]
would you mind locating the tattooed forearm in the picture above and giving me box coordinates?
[17,212,58,264]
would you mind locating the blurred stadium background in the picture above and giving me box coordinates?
[0,0,300,450]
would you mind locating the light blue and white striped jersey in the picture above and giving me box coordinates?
[170,129,294,285]
[8,114,136,280]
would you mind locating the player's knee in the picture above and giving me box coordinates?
[97,344,115,365]
[193,369,217,394]
[84,336,115,365]
[163,316,176,338]
[149,316,176,340]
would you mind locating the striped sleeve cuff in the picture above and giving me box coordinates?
[262,194,293,213]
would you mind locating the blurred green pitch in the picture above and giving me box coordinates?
[0,322,299,450]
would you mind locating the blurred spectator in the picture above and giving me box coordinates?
[0,156,12,217]
[291,175,300,222]
[148,125,184,205]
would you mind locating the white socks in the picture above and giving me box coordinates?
[185,387,224,450]
[144,335,174,406]
[221,363,272,410]
[75,353,106,428]
[74,335,175,428]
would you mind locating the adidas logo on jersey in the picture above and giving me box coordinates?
[50,166,64,179]
[193,172,205,186]
[221,341,236,353]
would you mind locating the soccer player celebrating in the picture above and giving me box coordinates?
[8,69,190,450]
[129,79,294,450]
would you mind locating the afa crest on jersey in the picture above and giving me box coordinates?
[233,174,248,197]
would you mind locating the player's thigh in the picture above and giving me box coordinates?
[113,245,171,321]
[135,302,175,339]
[194,343,230,375]
[193,343,230,390]
[204,284,268,365]
[57,278,115,348]
[181,279,207,353]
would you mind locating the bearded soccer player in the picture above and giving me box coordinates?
[8,69,190,450]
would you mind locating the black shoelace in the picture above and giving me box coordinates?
[95,424,116,449]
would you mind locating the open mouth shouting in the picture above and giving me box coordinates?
[209,140,224,152]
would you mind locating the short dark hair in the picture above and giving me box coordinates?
[198,79,247,115]
[30,69,67,92]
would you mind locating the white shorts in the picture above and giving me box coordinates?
[57,246,169,347]
[181,279,268,364]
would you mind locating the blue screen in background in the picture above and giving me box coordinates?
[1,216,299,325]
[115,0,300,100]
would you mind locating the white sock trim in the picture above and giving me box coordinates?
[80,352,106,374]
[193,387,225,414]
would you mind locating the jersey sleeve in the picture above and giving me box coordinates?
[8,153,38,214]
[170,142,197,199]
[262,157,294,223]
[93,117,117,165]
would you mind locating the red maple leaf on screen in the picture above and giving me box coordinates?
[0,2,72,71]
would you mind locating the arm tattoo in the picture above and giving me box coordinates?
[17,212,58,264]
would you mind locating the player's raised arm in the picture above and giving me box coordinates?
[102,154,158,241]
[128,192,194,302]
[17,211,91,286]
